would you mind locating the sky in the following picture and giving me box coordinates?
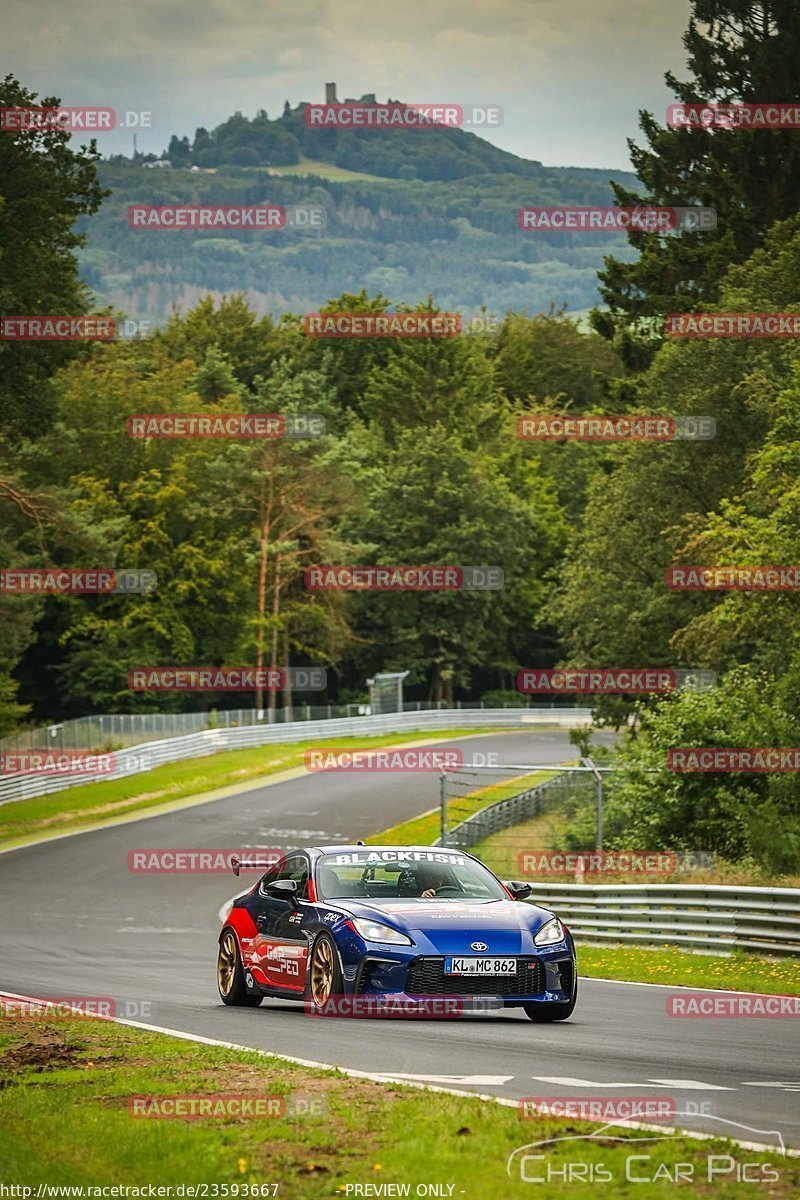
[6,0,692,169]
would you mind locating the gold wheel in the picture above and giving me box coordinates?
[217,930,238,997]
[310,937,335,1005]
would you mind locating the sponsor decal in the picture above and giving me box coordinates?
[330,851,466,866]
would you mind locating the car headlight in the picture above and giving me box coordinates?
[349,918,413,946]
[534,917,566,946]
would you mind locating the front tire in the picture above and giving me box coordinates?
[305,931,343,1013]
[523,977,578,1023]
[217,928,263,1007]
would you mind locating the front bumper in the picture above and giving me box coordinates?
[352,949,575,1005]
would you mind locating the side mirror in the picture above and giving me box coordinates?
[266,878,299,904]
[505,880,533,901]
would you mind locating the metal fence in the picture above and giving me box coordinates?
[0,698,583,757]
[0,706,592,806]
[438,772,586,849]
[528,882,800,958]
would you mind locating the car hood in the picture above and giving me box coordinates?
[330,897,557,939]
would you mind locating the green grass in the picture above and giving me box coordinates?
[367,769,556,847]
[0,730,492,851]
[0,1013,794,1195]
[578,944,800,995]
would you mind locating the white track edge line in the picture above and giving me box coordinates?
[0,989,796,1157]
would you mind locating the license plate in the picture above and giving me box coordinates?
[444,956,516,975]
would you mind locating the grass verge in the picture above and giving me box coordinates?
[368,768,556,847]
[577,944,800,995]
[0,1013,794,1195]
[0,731,492,852]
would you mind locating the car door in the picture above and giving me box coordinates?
[251,853,310,992]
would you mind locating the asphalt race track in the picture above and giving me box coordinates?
[1,729,797,1152]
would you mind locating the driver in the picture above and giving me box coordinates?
[416,866,449,899]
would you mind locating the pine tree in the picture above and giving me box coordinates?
[594,2,800,361]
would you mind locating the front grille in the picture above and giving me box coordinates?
[406,956,545,996]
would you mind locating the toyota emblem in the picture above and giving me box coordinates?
[470,941,488,952]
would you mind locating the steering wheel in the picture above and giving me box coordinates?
[430,886,461,896]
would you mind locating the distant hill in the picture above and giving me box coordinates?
[143,90,561,182]
[86,93,641,324]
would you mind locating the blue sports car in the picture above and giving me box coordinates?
[217,844,577,1021]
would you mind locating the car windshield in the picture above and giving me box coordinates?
[316,850,508,901]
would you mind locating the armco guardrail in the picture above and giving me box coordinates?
[0,707,591,806]
[439,772,584,849]
[528,883,800,957]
